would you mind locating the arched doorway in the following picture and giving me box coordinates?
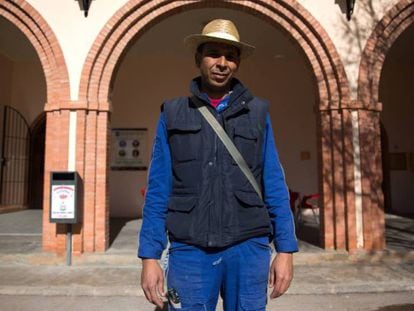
[0,16,43,213]
[379,15,414,251]
[107,8,319,251]
[379,23,414,217]
[0,0,70,253]
[77,0,361,254]
[358,0,414,250]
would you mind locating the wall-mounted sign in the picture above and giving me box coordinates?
[111,128,148,170]
[49,171,80,224]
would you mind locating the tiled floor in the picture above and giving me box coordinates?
[0,209,413,254]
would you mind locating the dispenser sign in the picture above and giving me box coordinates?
[51,185,75,220]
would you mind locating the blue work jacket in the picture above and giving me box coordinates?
[138,78,298,259]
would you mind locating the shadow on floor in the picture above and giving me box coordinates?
[109,218,136,248]
[294,212,414,252]
[296,222,320,248]
[385,214,414,251]
[373,304,414,311]
[1,210,413,255]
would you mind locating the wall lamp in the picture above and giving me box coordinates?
[78,0,92,17]
[346,0,356,20]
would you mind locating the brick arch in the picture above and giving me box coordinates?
[80,0,350,110]
[79,0,358,252]
[358,0,414,105]
[353,0,414,251]
[0,0,70,104]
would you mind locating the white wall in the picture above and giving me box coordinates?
[109,9,317,217]
[27,0,126,100]
[300,0,400,96]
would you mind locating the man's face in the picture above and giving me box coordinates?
[196,42,240,97]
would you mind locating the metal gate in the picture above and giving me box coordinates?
[0,106,30,207]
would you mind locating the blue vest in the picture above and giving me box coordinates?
[163,84,272,248]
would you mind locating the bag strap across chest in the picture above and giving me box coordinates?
[191,96,263,201]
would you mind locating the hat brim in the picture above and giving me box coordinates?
[184,34,255,59]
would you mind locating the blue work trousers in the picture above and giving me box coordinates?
[166,236,271,310]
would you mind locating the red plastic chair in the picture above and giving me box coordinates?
[297,193,319,224]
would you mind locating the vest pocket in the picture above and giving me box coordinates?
[234,190,271,238]
[232,127,259,167]
[167,195,198,212]
[234,190,264,207]
[168,123,201,162]
[166,196,198,240]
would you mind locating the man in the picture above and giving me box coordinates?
[138,19,298,310]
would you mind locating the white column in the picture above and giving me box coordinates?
[68,111,77,171]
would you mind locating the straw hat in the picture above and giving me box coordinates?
[184,19,255,58]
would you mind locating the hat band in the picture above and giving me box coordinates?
[204,32,240,43]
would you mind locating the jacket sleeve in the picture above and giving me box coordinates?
[262,114,298,253]
[138,113,172,259]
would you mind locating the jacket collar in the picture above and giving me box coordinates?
[189,77,254,117]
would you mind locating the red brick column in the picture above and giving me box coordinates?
[358,107,385,250]
[43,110,70,254]
[95,110,110,251]
[72,109,86,255]
[83,110,97,252]
[42,105,110,255]
[319,109,335,249]
[342,108,358,251]
[334,102,385,251]
[319,104,359,251]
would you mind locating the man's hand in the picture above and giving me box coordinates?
[268,252,293,299]
[141,259,165,308]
